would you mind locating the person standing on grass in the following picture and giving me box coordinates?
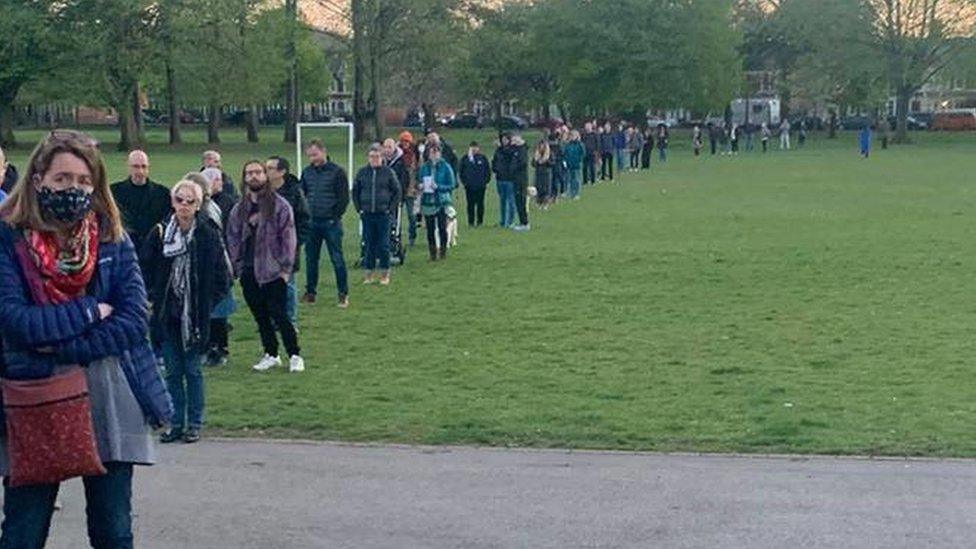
[641,127,654,169]
[761,123,771,153]
[510,134,531,231]
[227,161,304,373]
[693,126,703,157]
[599,123,614,181]
[353,144,401,285]
[859,125,872,158]
[201,150,239,202]
[0,145,17,194]
[143,180,229,444]
[300,139,350,309]
[548,129,567,198]
[779,118,791,150]
[798,120,807,148]
[423,132,459,178]
[267,156,310,327]
[0,129,171,548]
[708,122,720,155]
[459,141,491,227]
[396,132,419,245]
[581,122,599,185]
[657,124,669,163]
[730,124,740,155]
[532,139,553,209]
[417,145,456,259]
[111,150,171,263]
[613,123,627,174]
[563,130,585,200]
[492,133,517,228]
[201,167,236,366]
[628,126,643,172]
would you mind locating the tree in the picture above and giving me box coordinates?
[864,0,976,142]
[284,0,299,143]
[0,0,56,147]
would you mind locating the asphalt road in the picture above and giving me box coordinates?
[28,440,976,548]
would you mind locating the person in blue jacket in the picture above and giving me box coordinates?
[0,130,171,548]
[417,145,456,260]
[859,125,872,158]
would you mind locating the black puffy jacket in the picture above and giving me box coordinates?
[352,165,402,215]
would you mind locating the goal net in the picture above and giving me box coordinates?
[295,122,355,188]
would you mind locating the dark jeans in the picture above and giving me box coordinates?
[464,186,486,226]
[425,211,448,252]
[600,152,614,180]
[241,273,300,357]
[1,463,134,549]
[162,341,204,431]
[305,218,348,298]
[710,138,717,155]
[582,153,596,184]
[209,318,228,353]
[514,184,529,225]
[361,212,391,271]
[552,166,566,195]
[658,147,667,162]
[629,149,640,169]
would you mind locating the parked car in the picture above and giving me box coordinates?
[222,110,249,126]
[932,110,976,131]
[157,109,202,125]
[840,115,873,130]
[492,115,528,130]
[445,113,484,129]
[646,117,673,128]
[531,117,564,131]
[886,115,929,130]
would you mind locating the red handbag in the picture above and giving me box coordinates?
[2,367,106,487]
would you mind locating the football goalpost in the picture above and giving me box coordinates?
[295,122,355,188]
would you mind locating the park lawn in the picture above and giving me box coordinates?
[7,127,976,456]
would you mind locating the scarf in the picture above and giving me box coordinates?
[23,214,99,304]
[163,216,196,349]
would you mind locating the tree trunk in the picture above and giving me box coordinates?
[208,102,221,144]
[117,102,139,152]
[351,0,367,142]
[422,102,436,132]
[894,87,910,144]
[828,110,837,139]
[132,85,145,145]
[246,106,259,143]
[165,60,182,145]
[367,27,383,141]
[0,83,18,148]
[493,99,503,140]
[283,0,298,143]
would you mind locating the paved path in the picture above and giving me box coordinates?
[27,440,976,548]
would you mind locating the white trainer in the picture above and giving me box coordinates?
[252,354,282,372]
[289,355,305,373]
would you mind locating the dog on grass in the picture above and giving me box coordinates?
[445,206,459,248]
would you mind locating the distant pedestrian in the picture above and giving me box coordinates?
[581,122,599,185]
[708,123,720,155]
[692,126,703,157]
[396,132,419,246]
[859,125,872,158]
[459,141,490,227]
[798,120,807,148]
[532,139,553,208]
[599,124,614,181]
[761,123,771,153]
[492,133,517,228]
[641,128,654,169]
[613,123,627,173]
[563,130,585,199]
[510,134,531,231]
[627,126,643,171]
[657,124,669,162]
[730,124,740,154]
[548,129,567,197]
[779,118,792,150]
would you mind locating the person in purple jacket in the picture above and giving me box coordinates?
[226,160,304,374]
[0,129,172,549]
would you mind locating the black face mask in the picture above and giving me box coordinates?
[38,187,93,223]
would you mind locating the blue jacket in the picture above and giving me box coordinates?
[0,222,173,428]
[417,160,456,213]
[563,141,585,170]
[612,131,626,149]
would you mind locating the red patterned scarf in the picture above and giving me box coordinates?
[21,214,100,304]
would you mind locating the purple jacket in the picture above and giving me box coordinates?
[226,194,296,285]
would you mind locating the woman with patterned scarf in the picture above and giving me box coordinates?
[142,180,229,444]
[0,130,172,548]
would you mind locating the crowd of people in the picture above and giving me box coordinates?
[0,116,829,545]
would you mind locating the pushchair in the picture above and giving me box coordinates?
[359,206,406,268]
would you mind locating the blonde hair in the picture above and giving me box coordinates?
[172,179,204,204]
[534,140,550,162]
[0,130,123,242]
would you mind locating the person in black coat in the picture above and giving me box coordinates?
[459,141,491,227]
[267,156,311,325]
[142,180,230,444]
[640,128,654,169]
[110,150,172,264]
[0,146,16,194]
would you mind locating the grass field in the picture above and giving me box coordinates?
[6,126,976,456]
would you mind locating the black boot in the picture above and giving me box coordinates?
[429,244,438,261]
[439,247,447,260]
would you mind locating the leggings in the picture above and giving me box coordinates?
[425,211,448,252]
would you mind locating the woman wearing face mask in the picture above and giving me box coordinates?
[0,130,171,548]
[142,180,229,444]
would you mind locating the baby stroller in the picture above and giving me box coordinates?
[359,206,406,268]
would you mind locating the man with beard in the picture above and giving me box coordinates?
[226,160,304,373]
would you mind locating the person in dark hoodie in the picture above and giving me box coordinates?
[491,133,517,228]
[510,134,531,232]
[353,144,401,285]
[267,156,311,325]
[300,139,350,309]
[599,123,615,181]
[459,141,491,227]
[111,150,172,263]
[641,127,654,169]
[581,122,599,185]
[0,145,17,194]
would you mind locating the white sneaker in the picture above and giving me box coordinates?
[252,354,282,372]
[289,355,305,373]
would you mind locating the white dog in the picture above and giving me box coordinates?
[444,206,459,248]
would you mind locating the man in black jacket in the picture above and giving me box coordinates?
[300,139,350,308]
[353,144,401,286]
[581,122,599,185]
[268,156,311,324]
[459,141,491,227]
[0,146,17,194]
[111,150,172,261]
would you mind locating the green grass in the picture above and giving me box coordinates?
[7,126,976,456]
